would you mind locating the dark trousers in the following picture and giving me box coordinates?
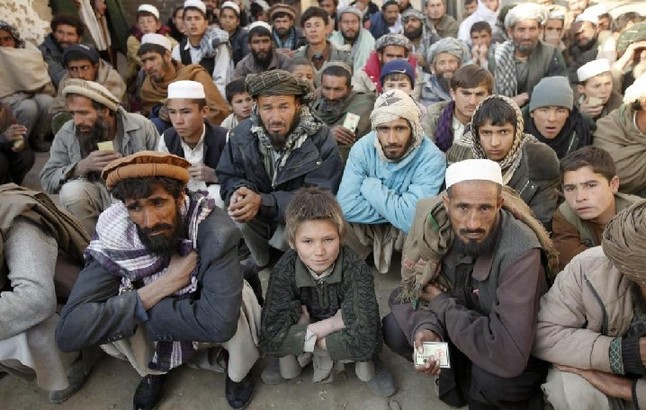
[0,147,35,185]
[382,313,546,410]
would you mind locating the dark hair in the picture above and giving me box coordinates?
[470,21,492,36]
[318,0,339,6]
[611,12,643,33]
[249,3,266,19]
[472,98,517,136]
[137,10,159,21]
[450,65,494,93]
[559,146,616,183]
[271,11,293,21]
[286,57,315,71]
[464,0,477,5]
[225,79,247,103]
[110,176,186,202]
[301,7,330,27]
[382,0,399,11]
[285,187,345,244]
[598,13,612,24]
[321,64,352,86]
[170,98,207,109]
[173,6,184,18]
[51,14,85,38]
[382,73,412,85]
[137,43,168,58]
[248,27,272,42]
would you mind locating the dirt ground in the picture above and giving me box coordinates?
[0,152,454,410]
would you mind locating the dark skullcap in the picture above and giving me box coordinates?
[0,20,24,48]
[602,200,646,286]
[375,34,412,52]
[616,22,646,57]
[246,69,314,103]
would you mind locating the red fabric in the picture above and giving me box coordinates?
[362,51,418,93]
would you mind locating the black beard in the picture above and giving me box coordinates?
[136,205,186,255]
[438,76,451,92]
[453,219,500,257]
[404,26,423,41]
[253,48,273,67]
[77,115,111,158]
[319,97,346,115]
[262,111,301,149]
[342,31,358,43]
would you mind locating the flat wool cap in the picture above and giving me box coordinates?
[102,151,191,190]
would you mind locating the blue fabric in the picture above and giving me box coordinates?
[337,132,446,233]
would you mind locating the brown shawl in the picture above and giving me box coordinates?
[0,42,55,98]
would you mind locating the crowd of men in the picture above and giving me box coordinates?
[2,0,646,409]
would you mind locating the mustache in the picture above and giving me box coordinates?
[139,223,174,236]
[459,228,486,236]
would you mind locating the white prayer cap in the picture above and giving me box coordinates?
[221,1,241,15]
[445,159,503,189]
[141,33,172,51]
[575,11,599,25]
[168,80,206,99]
[504,3,548,29]
[248,21,272,34]
[577,59,611,82]
[623,74,646,105]
[137,4,160,20]
[184,0,207,15]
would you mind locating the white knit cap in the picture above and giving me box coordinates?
[138,4,160,19]
[577,59,610,82]
[504,3,548,29]
[445,159,503,189]
[248,21,272,33]
[168,80,206,99]
[141,33,172,51]
[220,1,241,15]
[623,74,646,105]
[184,0,207,15]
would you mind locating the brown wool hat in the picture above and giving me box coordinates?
[269,4,296,21]
[102,151,190,190]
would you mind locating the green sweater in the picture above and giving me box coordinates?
[260,246,382,362]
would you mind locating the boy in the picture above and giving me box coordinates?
[259,187,396,397]
[379,59,426,114]
[286,57,317,88]
[221,79,253,130]
[552,146,641,270]
[575,58,623,120]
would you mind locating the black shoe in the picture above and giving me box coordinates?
[225,373,255,410]
[29,139,51,152]
[133,374,167,410]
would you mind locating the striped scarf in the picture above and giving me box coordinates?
[493,40,517,97]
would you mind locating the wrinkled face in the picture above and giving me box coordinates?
[0,29,16,48]
[578,72,613,104]
[257,94,301,148]
[318,0,336,17]
[509,19,541,55]
[443,180,503,248]
[450,85,490,122]
[379,45,407,65]
[67,59,99,81]
[54,24,80,48]
[530,106,570,139]
[320,74,351,103]
[404,17,423,40]
[292,219,340,274]
[126,185,184,255]
[464,1,477,17]
[376,117,414,160]
[481,0,499,12]
[478,120,515,161]
[138,15,161,34]
[167,98,207,143]
[140,51,172,82]
[67,94,103,132]
[383,4,400,26]
[383,78,413,94]
[426,0,445,20]
[219,8,240,32]
[273,16,293,37]
[543,19,564,45]
[184,9,208,37]
[563,166,618,222]
[230,92,253,120]
[572,21,597,48]
[303,16,328,45]
[250,34,273,64]
[339,12,361,42]
[470,30,492,47]
[432,52,460,79]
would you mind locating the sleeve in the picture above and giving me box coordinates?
[142,118,161,151]
[212,44,233,97]
[0,220,58,339]
[431,249,545,378]
[126,35,143,70]
[215,136,258,204]
[196,70,231,126]
[39,130,77,194]
[552,210,589,271]
[527,146,560,231]
[40,47,67,89]
[547,48,568,78]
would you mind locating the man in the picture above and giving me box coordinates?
[447,95,560,230]
[594,75,646,197]
[311,63,376,161]
[425,0,459,39]
[50,44,127,135]
[551,146,641,271]
[329,6,376,74]
[0,184,90,404]
[40,80,159,236]
[233,22,289,79]
[575,59,622,120]
[369,0,402,41]
[138,33,230,132]
[216,70,343,273]
[384,158,551,409]
[567,13,602,83]
[423,65,493,152]
[269,3,306,56]
[420,37,469,106]
[402,8,440,72]
[458,0,502,45]
[0,20,55,153]
[171,0,233,96]
[318,0,339,31]
[38,14,84,89]
[337,89,445,273]
[542,6,566,50]
[294,7,352,75]
[492,3,567,108]
[353,33,416,94]
[534,201,646,409]
[469,21,494,69]
[55,151,260,410]
[523,76,595,159]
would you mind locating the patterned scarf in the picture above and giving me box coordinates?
[86,191,215,372]
[493,40,517,97]
[272,27,297,50]
[434,101,456,152]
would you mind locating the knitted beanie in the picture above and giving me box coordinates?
[529,76,573,112]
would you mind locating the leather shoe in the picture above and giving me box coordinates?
[225,373,255,410]
[133,374,167,410]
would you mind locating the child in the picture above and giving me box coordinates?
[259,187,396,397]
[380,59,427,115]
[286,57,317,88]
[220,79,253,130]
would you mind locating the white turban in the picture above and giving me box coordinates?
[504,3,548,29]
[370,89,423,159]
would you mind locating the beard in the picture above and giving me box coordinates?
[252,48,273,67]
[404,25,423,41]
[453,219,500,257]
[319,97,346,116]
[263,111,301,149]
[342,30,358,43]
[77,115,111,158]
[437,75,452,92]
[137,205,186,255]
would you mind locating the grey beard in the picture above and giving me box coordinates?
[77,116,111,158]
[319,98,346,116]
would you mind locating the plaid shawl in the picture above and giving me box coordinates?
[493,40,517,97]
[86,190,215,372]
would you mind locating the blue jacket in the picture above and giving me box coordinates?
[216,118,343,224]
[337,132,445,233]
